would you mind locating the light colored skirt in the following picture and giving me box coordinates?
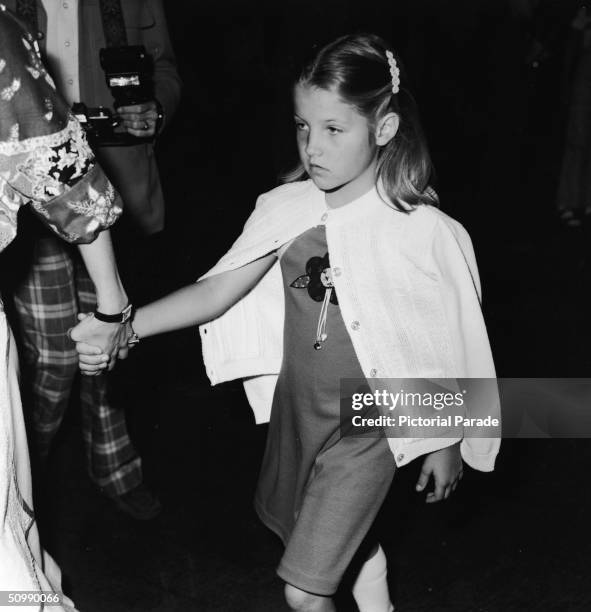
[0,312,77,611]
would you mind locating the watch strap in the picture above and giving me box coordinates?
[94,303,134,324]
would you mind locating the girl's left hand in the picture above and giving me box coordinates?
[415,442,463,503]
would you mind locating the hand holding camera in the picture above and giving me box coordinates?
[116,101,160,138]
[74,45,163,147]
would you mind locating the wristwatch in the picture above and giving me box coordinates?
[94,303,134,324]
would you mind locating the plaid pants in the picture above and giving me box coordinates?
[13,235,142,497]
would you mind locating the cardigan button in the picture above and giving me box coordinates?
[350,321,360,331]
[396,453,405,463]
[370,368,378,377]
[333,267,341,277]
[321,213,328,222]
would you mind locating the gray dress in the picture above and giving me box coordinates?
[255,225,396,596]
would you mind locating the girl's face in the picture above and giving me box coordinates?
[294,84,379,208]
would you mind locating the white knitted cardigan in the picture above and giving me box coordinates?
[199,181,500,472]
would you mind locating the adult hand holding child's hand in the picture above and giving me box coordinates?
[70,313,131,375]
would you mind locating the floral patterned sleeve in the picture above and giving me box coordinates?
[0,6,122,252]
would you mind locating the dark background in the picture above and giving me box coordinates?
[37,1,591,610]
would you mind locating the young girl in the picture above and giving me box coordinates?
[78,33,499,612]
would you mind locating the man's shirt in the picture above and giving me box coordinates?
[41,0,80,104]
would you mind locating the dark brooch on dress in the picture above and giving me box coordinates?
[290,253,339,350]
[290,253,339,305]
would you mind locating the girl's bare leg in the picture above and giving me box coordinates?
[284,584,336,612]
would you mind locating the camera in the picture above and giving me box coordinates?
[100,45,154,107]
[74,45,155,147]
[72,104,121,146]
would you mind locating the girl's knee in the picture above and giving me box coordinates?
[284,583,333,612]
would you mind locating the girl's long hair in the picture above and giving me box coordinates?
[282,33,437,211]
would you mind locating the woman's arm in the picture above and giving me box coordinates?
[69,229,131,370]
[77,230,127,314]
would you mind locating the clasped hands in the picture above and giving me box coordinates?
[70,313,131,375]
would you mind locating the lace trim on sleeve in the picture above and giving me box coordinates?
[0,115,89,158]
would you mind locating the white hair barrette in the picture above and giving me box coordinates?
[385,50,400,95]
